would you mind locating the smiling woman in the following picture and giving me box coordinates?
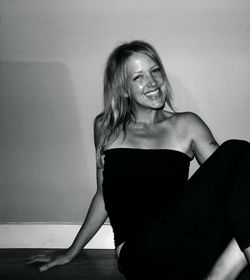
[26,41,250,280]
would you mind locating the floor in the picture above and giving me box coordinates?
[0,249,250,279]
[0,249,125,280]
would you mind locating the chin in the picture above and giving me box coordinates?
[153,104,165,110]
[151,99,165,109]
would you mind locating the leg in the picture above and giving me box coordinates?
[164,140,250,277]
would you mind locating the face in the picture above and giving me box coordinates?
[126,53,166,112]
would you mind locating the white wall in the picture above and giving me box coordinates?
[0,0,249,223]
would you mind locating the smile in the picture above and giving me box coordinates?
[145,89,160,98]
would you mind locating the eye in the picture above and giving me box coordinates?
[133,74,143,81]
[152,67,161,73]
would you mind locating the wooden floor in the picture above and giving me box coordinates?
[1,249,250,279]
[0,249,126,280]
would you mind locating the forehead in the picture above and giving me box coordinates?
[126,53,157,73]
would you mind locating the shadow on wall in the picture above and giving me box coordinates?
[0,61,91,223]
[168,74,203,177]
[169,74,201,114]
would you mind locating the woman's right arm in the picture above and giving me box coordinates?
[67,166,107,257]
[26,116,108,272]
[67,115,108,258]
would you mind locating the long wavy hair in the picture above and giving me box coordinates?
[96,40,174,167]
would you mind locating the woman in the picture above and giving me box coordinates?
[26,41,250,279]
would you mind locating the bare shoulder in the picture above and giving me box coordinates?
[174,112,218,164]
[93,113,104,149]
[173,111,203,125]
[172,111,210,133]
[161,111,199,130]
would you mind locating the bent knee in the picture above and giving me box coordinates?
[220,139,249,154]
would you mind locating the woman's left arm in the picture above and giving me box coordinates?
[187,112,248,279]
[186,112,218,164]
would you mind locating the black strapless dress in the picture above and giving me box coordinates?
[103,148,191,248]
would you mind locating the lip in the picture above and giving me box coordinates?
[144,88,160,97]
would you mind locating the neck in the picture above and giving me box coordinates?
[132,108,164,125]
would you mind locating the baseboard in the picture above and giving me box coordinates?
[0,223,115,249]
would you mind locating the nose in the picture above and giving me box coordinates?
[146,74,156,86]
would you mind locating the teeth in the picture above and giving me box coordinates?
[145,89,160,97]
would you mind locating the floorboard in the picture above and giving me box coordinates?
[1,249,250,279]
[0,249,125,280]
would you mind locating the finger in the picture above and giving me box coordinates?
[25,254,49,261]
[25,250,57,263]
[39,260,59,272]
[26,249,55,258]
[26,256,51,265]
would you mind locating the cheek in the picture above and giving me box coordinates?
[130,82,144,94]
[155,74,164,84]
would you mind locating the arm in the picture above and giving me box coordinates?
[67,167,107,258]
[26,116,108,272]
[66,115,108,257]
[186,112,219,165]
[187,112,248,279]
[204,239,247,280]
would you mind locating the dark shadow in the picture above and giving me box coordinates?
[0,61,93,223]
[168,74,204,176]
[168,74,202,115]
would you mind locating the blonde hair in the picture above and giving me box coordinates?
[96,40,174,167]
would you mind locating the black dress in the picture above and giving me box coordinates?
[102,140,250,279]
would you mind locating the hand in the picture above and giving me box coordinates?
[203,274,216,280]
[203,272,235,280]
[25,249,74,272]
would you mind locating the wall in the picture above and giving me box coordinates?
[0,0,249,226]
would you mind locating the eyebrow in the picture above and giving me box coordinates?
[131,65,159,75]
[132,70,143,74]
